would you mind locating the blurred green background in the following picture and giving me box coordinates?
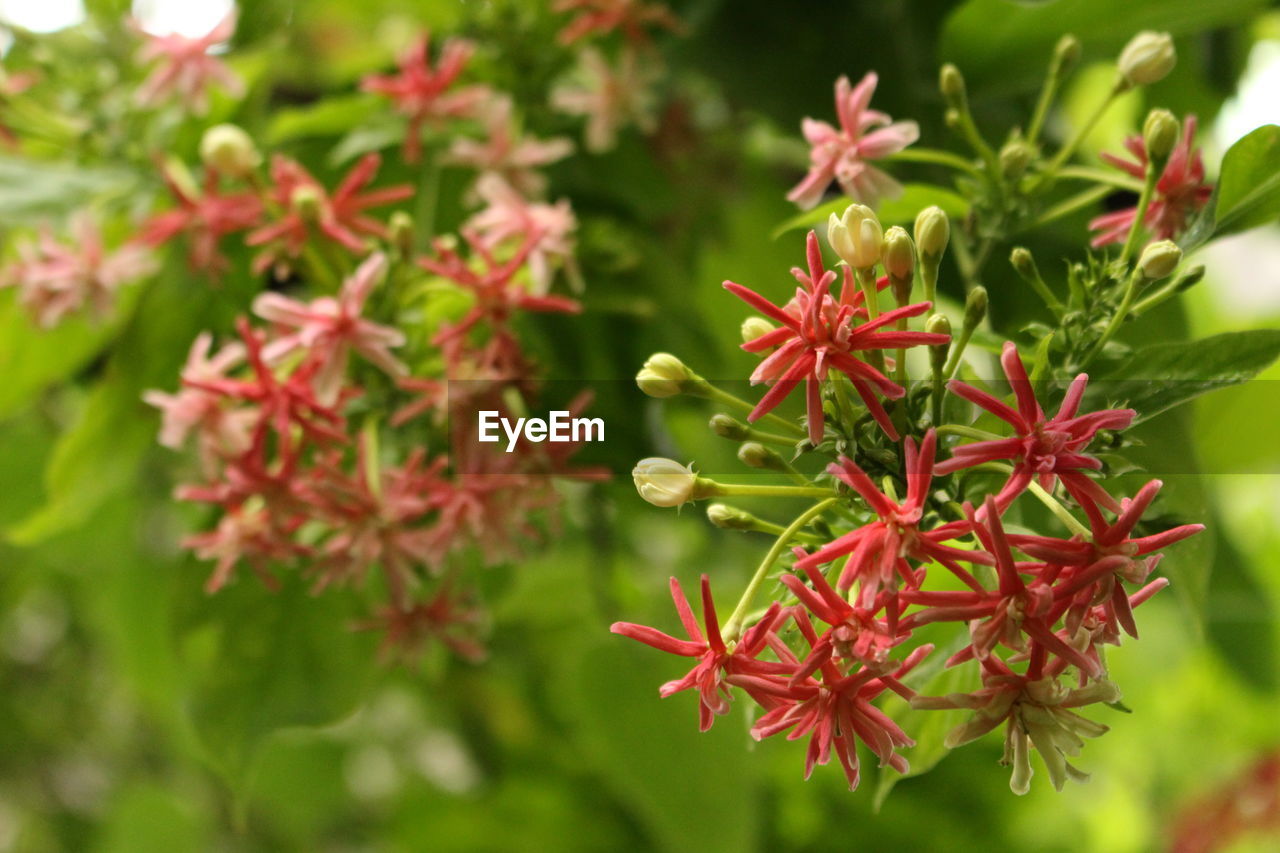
[0,0,1278,850]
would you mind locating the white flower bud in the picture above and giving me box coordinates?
[913,205,950,260]
[740,316,776,345]
[1138,240,1182,279]
[1118,31,1176,88]
[828,204,883,270]
[633,458,697,507]
[199,124,261,178]
[636,353,692,398]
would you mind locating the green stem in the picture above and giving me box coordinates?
[1083,267,1144,366]
[1055,165,1145,192]
[886,147,981,176]
[722,498,839,642]
[1026,481,1092,540]
[1032,82,1122,191]
[702,385,807,438]
[1118,165,1158,265]
[697,480,836,500]
[936,424,1004,441]
[1024,185,1113,231]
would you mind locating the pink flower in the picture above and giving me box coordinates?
[1089,115,1212,247]
[551,47,658,153]
[1008,479,1203,639]
[2,213,157,328]
[611,575,790,731]
[787,73,919,210]
[741,611,929,791]
[184,503,308,593]
[936,341,1136,513]
[135,10,244,114]
[464,174,577,293]
[355,581,488,664]
[445,95,573,197]
[144,331,254,474]
[138,164,262,273]
[253,252,407,404]
[725,231,948,444]
[552,0,683,45]
[247,153,413,274]
[794,430,993,624]
[361,32,491,162]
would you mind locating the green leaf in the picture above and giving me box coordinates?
[1184,125,1280,249]
[771,184,970,239]
[0,156,138,223]
[184,575,379,790]
[1089,329,1280,423]
[940,0,1268,96]
[267,94,383,145]
[564,638,758,853]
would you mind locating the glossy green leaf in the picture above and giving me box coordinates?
[1089,329,1280,423]
[1184,124,1280,249]
[771,184,970,239]
[267,94,383,145]
[0,156,138,223]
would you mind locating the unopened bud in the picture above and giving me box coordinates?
[741,316,776,345]
[1053,34,1081,75]
[1172,264,1205,293]
[944,108,961,130]
[939,63,967,108]
[199,124,261,178]
[914,206,950,261]
[636,353,693,398]
[738,442,784,470]
[1138,240,1181,279]
[389,211,415,257]
[706,503,755,530]
[1142,109,1179,164]
[882,226,915,280]
[633,458,697,507]
[709,413,750,441]
[1118,31,1176,88]
[1010,247,1039,282]
[963,286,988,329]
[291,185,323,222]
[928,314,951,374]
[1000,139,1033,179]
[828,204,883,270]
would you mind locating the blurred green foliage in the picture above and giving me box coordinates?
[0,1,1277,851]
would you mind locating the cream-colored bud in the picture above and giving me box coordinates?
[632,458,697,507]
[939,63,967,107]
[389,211,415,257]
[1000,139,1033,179]
[828,204,883,270]
[1054,34,1081,74]
[636,353,692,398]
[1138,240,1182,279]
[709,414,750,441]
[1118,31,1176,88]
[706,503,754,530]
[964,286,988,329]
[1142,108,1179,163]
[737,442,783,470]
[199,124,261,178]
[291,185,323,222]
[882,226,915,280]
[914,206,950,260]
[740,316,776,345]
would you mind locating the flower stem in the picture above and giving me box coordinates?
[723,498,839,642]
[700,385,807,438]
[886,147,982,176]
[1118,164,1158,265]
[1032,82,1122,192]
[697,480,837,500]
[1083,266,1144,366]
[1026,480,1092,540]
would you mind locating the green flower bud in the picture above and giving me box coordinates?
[1053,34,1082,75]
[1138,240,1182,279]
[1000,139,1033,179]
[1172,264,1205,293]
[291,185,323,223]
[199,124,261,178]
[914,206,950,261]
[939,63,967,108]
[741,316,777,345]
[389,211,415,258]
[828,204,883,270]
[709,413,750,441]
[1010,247,1038,282]
[1118,31,1176,88]
[737,441,784,470]
[964,285,988,330]
[1142,108,1179,164]
[636,353,693,398]
[882,226,915,280]
[706,503,755,530]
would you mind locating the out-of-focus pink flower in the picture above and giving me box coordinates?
[612,575,790,731]
[551,47,658,153]
[138,164,262,273]
[445,95,573,197]
[247,153,412,274]
[464,174,577,293]
[787,73,918,210]
[184,503,309,593]
[725,231,947,444]
[253,252,407,403]
[135,10,244,114]
[2,213,157,328]
[361,32,491,162]
[144,331,254,474]
[936,341,1135,514]
[356,581,488,663]
[552,0,683,45]
[1089,115,1212,247]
